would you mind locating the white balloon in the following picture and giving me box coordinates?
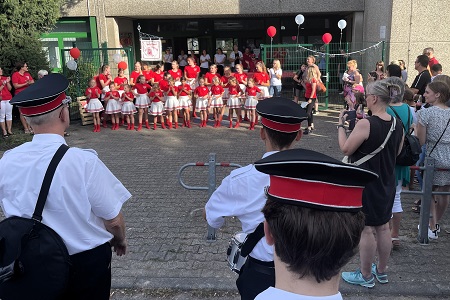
[295,14,305,25]
[67,60,77,71]
[338,19,347,30]
[113,53,121,64]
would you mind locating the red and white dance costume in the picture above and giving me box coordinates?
[253,72,270,98]
[130,71,141,87]
[151,71,164,84]
[204,72,220,86]
[104,90,121,130]
[220,75,232,100]
[121,92,136,130]
[98,73,112,94]
[178,83,192,128]
[85,87,104,113]
[169,69,182,85]
[235,72,248,93]
[194,85,209,127]
[227,84,242,128]
[142,69,153,83]
[245,85,262,130]
[184,65,200,89]
[210,85,224,108]
[164,85,180,129]
[149,90,166,130]
[134,83,151,108]
[114,76,127,96]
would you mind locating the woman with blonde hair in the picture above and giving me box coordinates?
[268,59,282,97]
[302,66,319,134]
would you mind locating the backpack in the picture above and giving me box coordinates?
[0,144,71,300]
[389,106,421,166]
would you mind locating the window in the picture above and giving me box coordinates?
[187,38,199,53]
[215,38,238,54]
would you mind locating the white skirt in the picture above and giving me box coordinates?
[179,96,191,109]
[121,101,136,115]
[227,96,241,109]
[86,98,104,113]
[210,95,223,108]
[150,101,164,115]
[257,86,269,99]
[105,99,121,114]
[195,97,208,112]
[244,96,258,109]
[165,96,180,111]
[135,93,150,108]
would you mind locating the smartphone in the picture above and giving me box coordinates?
[346,110,357,130]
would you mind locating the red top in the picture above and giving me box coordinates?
[135,83,151,94]
[178,84,191,96]
[0,76,12,100]
[105,90,120,100]
[429,57,439,67]
[151,71,164,83]
[228,85,241,96]
[253,72,269,85]
[194,86,209,97]
[85,87,102,99]
[184,65,200,79]
[98,73,111,88]
[11,72,33,94]
[149,90,164,102]
[122,91,134,102]
[204,72,219,85]
[130,71,142,85]
[235,73,248,85]
[114,76,127,90]
[211,85,224,96]
[159,80,169,92]
[221,75,233,87]
[142,70,153,82]
[305,78,317,99]
[246,86,261,97]
[169,69,182,81]
[166,85,177,96]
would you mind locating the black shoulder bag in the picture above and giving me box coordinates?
[389,105,422,166]
[0,144,71,300]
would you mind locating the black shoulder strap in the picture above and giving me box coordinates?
[240,222,265,257]
[389,105,410,133]
[32,144,70,222]
[429,118,450,157]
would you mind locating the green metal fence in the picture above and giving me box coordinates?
[261,42,386,109]
[61,46,133,119]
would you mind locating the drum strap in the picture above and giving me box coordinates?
[240,222,264,257]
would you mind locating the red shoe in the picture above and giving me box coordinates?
[153,123,157,130]
[126,123,131,130]
[161,123,166,129]
[168,122,172,129]
[234,122,240,129]
[145,121,150,129]
[249,122,255,130]
[174,122,179,129]
[97,124,101,132]
[93,125,97,132]
[187,121,192,128]
[229,121,233,128]
[244,116,250,122]
[182,120,186,128]
[120,119,124,126]
[115,123,119,130]
[137,123,142,131]
[130,124,135,130]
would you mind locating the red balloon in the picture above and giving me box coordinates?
[267,26,277,38]
[322,33,332,44]
[118,61,128,70]
[292,36,297,41]
[69,47,81,59]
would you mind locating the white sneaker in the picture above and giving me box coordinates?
[417,225,438,240]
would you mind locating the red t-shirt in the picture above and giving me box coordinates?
[105,90,120,100]
[122,91,134,102]
[166,86,177,96]
[149,90,163,102]
[235,73,248,85]
[246,86,261,97]
[130,71,142,85]
[0,76,12,100]
[211,85,224,96]
[305,78,318,99]
[228,85,241,96]
[253,72,269,85]
[194,86,209,97]
[135,83,151,94]
[11,72,33,94]
[204,72,219,85]
[429,57,439,68]
[184,65,200,79]
[85,87,101,99]
[221,75,232,87]
[98,73,111,88]
[169,69,182,81]
[142,70,153,82]
[178,84,191,96]
[159,80,169,93]
[114,76,127,90]
[151,71,164,83]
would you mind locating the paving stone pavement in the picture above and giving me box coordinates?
[3,110,449,299]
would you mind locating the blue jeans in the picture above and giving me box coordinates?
[269,85,282,97]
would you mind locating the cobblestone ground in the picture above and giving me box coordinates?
[3,109,449,299]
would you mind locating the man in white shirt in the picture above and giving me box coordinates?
[205,97,307,300]
[1,74,131,299]
[254,149,377,300]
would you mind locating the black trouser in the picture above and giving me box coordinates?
[61,242,112,300]
[236,257,275,300]
[305,97,315,127]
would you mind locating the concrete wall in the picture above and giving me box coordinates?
[388,0,450,86]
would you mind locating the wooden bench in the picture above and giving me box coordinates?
[76,96,94,125]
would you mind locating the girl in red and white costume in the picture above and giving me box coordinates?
[121,84,136,130]
[134,75,151,131]
[209,77,224,128]
[104,82,121,130]
[169,61,183,86]
[85,78,104,132]
[234,63,249,121]
[204,64,220,87]
[129,62,142,87]
[142,62,154,84]
[194,77,209,127]
[114,68,128,97]
[227,76,243,128]
[220,66,234,121]
[184,57,200,117]
[12,62,34,134]
[244,78,261,130]
[253,61,270,98]
[164,78,179,129]
[0,67,13,137]
[98,64,113,127]
[151,64,165,85]
[149,82,166,130]
[178,77,192,128]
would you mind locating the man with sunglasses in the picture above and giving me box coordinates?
[0,74,131,299]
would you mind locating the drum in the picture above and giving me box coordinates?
[226,232,248,273]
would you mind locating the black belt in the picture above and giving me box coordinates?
[246,256,274,276]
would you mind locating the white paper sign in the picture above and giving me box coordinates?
[140,39,162,61]
[380,26,386,40]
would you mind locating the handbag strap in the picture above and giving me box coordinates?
[32,144,70,222]
[429,117,450,157]
[353,117,396,166]
[240,222,264,257]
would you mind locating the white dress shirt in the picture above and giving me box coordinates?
[255,287,343,300]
